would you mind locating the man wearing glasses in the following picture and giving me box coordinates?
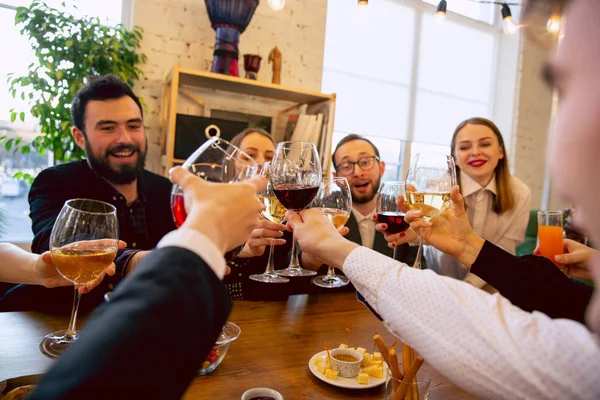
[332,134,422,266]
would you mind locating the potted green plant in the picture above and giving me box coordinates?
[4,1,147,166]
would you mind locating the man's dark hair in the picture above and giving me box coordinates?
[71,75,143,133]
[331,134,380,168]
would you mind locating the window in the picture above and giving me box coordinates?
[0,1,125,242]
[323,0,504,181]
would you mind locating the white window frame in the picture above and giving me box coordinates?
[324,0,509,181]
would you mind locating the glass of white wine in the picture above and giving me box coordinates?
[249,162,290,284]
[311,177,352,288]
[405,152,456,269]
[40,199,118,359]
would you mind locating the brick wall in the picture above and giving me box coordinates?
[131,0,328,173]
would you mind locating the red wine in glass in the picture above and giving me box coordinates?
[377,212,410,234]
[273,184,319,211]
[170,192,242,262]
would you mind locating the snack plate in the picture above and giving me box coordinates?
[0,374,42,396]
[308,350,388,389]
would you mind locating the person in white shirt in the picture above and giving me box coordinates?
[284,2,600,398]
[425,117,532,288]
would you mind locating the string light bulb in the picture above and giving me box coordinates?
[501,3,517,35]
[546,14,561,34]
[435,0,447,21]
[358,0,368,6]
[268,0,285,11]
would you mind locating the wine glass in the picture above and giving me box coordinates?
[376,181,410,261]
[404,152,456,269]
[270,141,322,277]
[171,137,259,263]
[311,177,352,288]
[249,162,290,284]
[40,199,118,359]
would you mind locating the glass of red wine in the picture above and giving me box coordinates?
[270,141,322,277]
[171,137,259,263]
[376,181,410,261]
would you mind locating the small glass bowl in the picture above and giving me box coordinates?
[198,321,241,375]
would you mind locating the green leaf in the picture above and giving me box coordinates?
[10,112,16,123]
[19,112,25,122]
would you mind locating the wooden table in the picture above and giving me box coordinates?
[0,292,475,399]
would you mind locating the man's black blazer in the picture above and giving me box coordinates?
[29,246,231,400]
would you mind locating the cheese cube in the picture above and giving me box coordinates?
[358,372,369,385]
[356,347,366,355]
[315,357,322,366]
[371,365,383,379]
[317,363,327,374]
[325,368,339,381]
[373,360,384,368]
[338,343,348,349]
[348,347,356,351]
[361,353,373,367]
[362,366,373,376]
[373,352,382,361]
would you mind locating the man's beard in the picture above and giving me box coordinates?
[85,138,147,185]
[352,175,381,205]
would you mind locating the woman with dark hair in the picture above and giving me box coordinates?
[426,117,532,287]
[225,128,292,300]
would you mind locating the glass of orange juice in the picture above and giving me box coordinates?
[537,210,564,265]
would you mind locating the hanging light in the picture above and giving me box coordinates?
[435,0,447,20]
[358,0,368,6]
[501,3,517,35]
[268,0,285,11]
[546,14,561,34]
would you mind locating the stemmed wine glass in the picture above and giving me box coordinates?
[249,162,290,284]
[376,181,410,261]
[271,141,322,277]
[311,176,352,288]
[404,152,456,269]
[171,137,259,263]
[40,199,118,359]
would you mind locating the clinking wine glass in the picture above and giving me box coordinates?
[40,199,118,359]
[249,162,290,284]
[404,152,456,269]
[311,176,352,288]
[376,181,410,261]
[170,137,259,263]
[271,141,322,277]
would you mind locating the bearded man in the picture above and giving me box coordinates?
[0,75,176,313]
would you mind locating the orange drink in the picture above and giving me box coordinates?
[538,225,564,265]
[537,210,564,265]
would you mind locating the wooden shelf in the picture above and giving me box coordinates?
[167,68,334,104]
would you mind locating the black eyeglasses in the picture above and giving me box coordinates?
[335,156,380,176]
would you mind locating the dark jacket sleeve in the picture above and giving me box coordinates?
[29,246,231,400]
[471,241,593,323]
[29,167,70,254]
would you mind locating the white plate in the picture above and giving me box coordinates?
[308,350,388,389]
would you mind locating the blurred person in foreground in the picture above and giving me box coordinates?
[29,168,266,399]
[286,1,600,397]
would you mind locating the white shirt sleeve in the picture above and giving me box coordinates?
[343,246,600,400]
[157,228,226,280]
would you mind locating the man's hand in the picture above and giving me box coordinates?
[535,238,597,279]
[169,167,266,254]
[403,186,485,268]
[37,240,126,294]
[238,220,287,258]
[286,209,357,269]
